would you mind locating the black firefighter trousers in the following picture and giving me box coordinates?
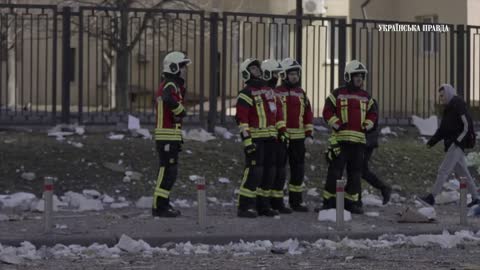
[271,139,306,208]
[153,141,181,210]
[323,142,365,209]
[238,138,277,211]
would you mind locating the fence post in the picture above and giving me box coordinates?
[61,7,72,124]
[338,19,347,87]
[336,177,347,230]
[208,12,219,132]
[456,25,465,98]
[296,0,303,65]
[459,177,468,225]
[44,177,54,233]
[197,176,207,227]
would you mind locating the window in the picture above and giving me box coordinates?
[416,15,439,54]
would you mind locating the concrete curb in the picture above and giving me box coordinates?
[1,225,478,247]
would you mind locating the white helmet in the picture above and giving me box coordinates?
[261,59,284,81]
[280,58,302,74]
[163,51,191,74]
[240,58,262,81]
[344,60,368,82]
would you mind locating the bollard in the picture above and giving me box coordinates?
[197,176,207,227]
[44,176,54,233]
[336,177,347,230]
[459,177,468,225]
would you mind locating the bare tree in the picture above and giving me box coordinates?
[59,0,202,110]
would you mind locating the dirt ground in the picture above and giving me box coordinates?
[0,126,470,203]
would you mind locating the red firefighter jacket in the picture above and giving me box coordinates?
[236,81,286,144]
[154,77,186,142]
[275,85,314,140]
[323,85,377,144]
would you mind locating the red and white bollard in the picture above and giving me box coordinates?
[44,176,55,233]
[459,177,467,225]
[336,177,347,230]
[197,176,207,227]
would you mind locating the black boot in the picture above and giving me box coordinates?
[346,203,364,214]
[289,192,309,212]
[271,198,293,214]
[257,196,279,217]
[345,200,364,214]
[152,207,181,218]
[468,198,480,208]
[237,208,258,218]
[381,186,392,205]
[320,197,336,211]
[152,197,181,218]
[419,193,435,206]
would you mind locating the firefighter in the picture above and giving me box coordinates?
[235,58,286,218]
[322,60,377,214]
[270,58,314,213]
[152,51,190,217]
[261,59,292,214]
[324,100,391,207]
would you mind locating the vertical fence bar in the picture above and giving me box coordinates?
[78,8,83,123]
[61,7,71,123]
[199,13,205,126]
[207,12,219,132]
[51,9,58,123]
[295,0,302,65]
[220,14,227,124]
[457,25,465,98]
[466,26,471,103]
[338,19,346,87]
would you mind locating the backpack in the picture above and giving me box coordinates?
[464,112,476,149]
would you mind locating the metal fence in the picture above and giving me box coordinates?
[1,3,480,127]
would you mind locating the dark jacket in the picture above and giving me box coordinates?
[366,99,379,149]
[427,96,471,151]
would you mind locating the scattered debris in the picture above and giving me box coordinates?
[218,177,230,184]
[214,126,234,139]
[103,162,127,173]
[20,172,36,181]
[307,188,319,197]
[412,115,438,136]
[397,207,435,223]
[135,196,153,209]
[125,171,143,181]
[183,129,216,142]
[110,202,130,209]
[107,134,125,140]
[318,209,352,222]
[365,212,380,217]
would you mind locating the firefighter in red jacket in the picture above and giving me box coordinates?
[321,60,377,214]
[270,58,314,212]
[235,58,287,218]
[152,51,190,217]
[261,59,291,214]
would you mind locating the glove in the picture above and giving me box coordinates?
[173,110,186,123]
[278,131,289,144]
[332,122,346,132]
[305,136,314,145]
[244,143,256,155]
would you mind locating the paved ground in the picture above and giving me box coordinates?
[1,204,480,269]
[1,204,479,247]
